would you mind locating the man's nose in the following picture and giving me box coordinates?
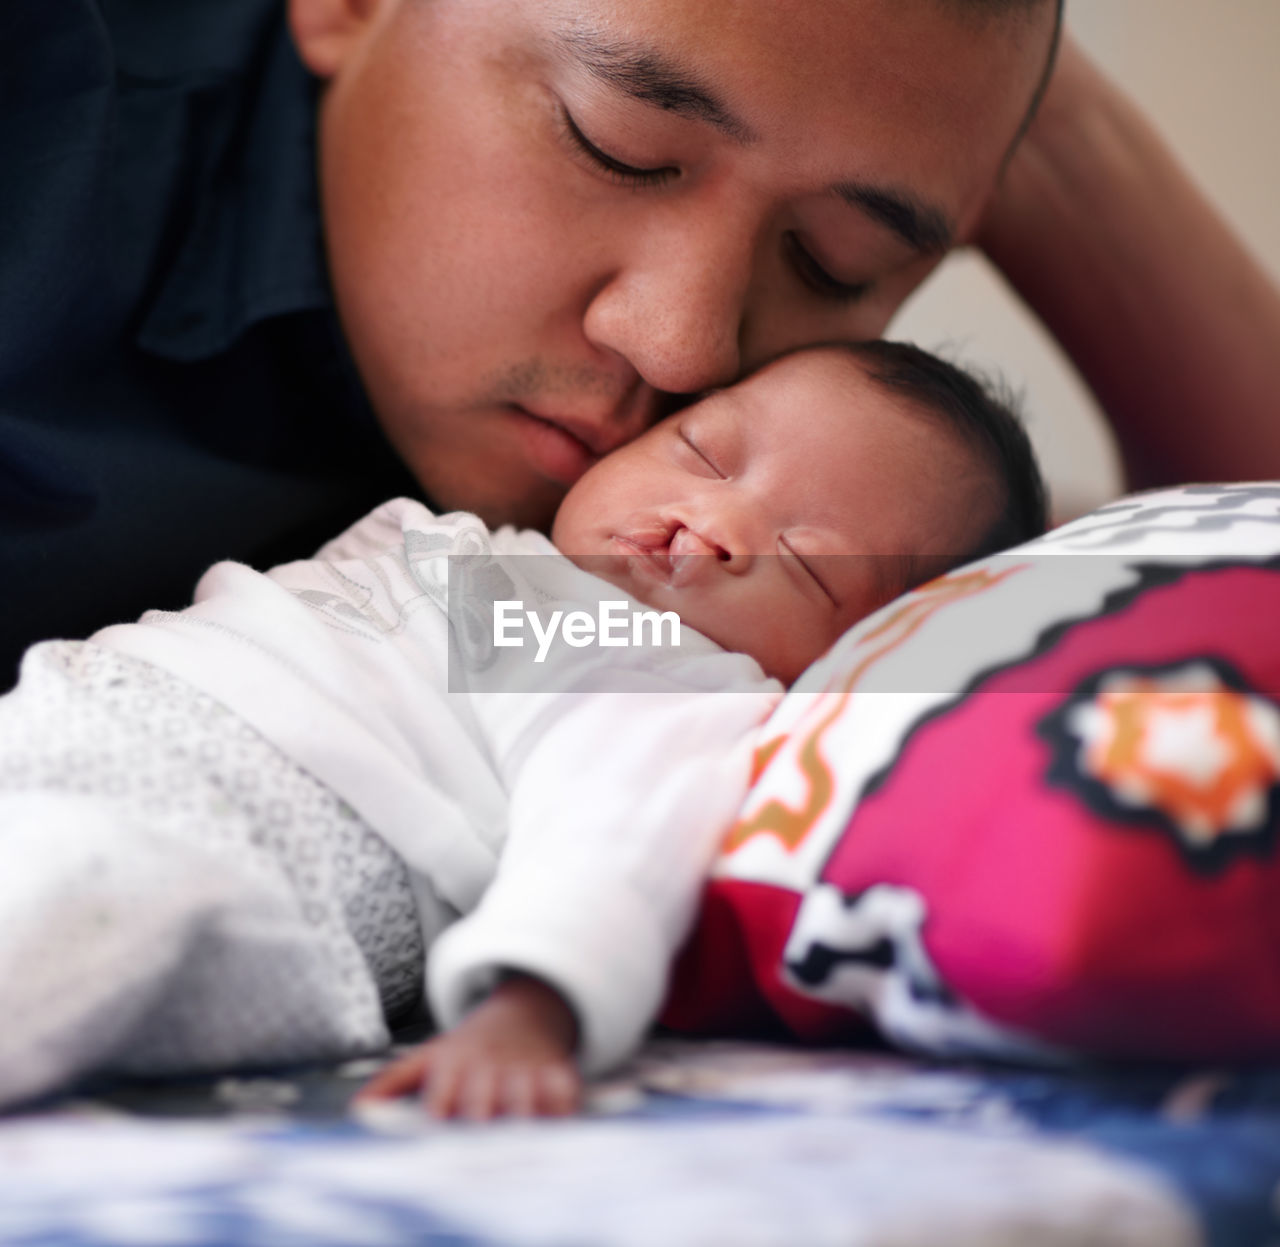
[583,201,755,397]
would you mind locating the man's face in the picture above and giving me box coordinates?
[297,0,1053,529]
[551,349,996,684]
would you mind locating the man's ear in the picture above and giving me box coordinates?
[287,0,384,80]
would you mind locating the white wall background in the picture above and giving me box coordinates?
[889,0,1280,522]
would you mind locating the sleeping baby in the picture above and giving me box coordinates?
[0,340,1044,1117]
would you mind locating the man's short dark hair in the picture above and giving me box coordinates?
[1012,0,1065,153]
[940,0,1065,156]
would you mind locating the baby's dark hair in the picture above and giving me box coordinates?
[853,338,1046,553]
[773,339,1048,597]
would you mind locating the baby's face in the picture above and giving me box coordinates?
[551,349,993,683]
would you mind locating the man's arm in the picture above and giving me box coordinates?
[977,36,1280,491]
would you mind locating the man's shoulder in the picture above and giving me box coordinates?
[2,0,324,370]
[103,0,281,82]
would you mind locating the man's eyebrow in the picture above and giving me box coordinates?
[553,27,953,254]
[554,28,757,144]
[833,182,954,254]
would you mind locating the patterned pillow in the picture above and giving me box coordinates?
[663,484,1280,1064]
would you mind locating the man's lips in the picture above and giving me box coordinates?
[506,406,601,487]
[522,405,634,458]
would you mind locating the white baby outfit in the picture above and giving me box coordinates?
[0,500,779,1107]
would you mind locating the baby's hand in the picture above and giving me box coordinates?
[354,974,582,1119]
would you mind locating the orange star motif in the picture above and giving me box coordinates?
[1068,668,1280,845]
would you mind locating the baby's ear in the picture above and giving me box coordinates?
[287,0,382,80]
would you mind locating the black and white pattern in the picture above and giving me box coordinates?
[783,884,1067,1063]
[0,641,423,1108]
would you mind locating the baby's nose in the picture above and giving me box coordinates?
[670,523,753,576]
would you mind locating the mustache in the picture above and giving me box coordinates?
[485,360,691,423]
[486,360,626,404]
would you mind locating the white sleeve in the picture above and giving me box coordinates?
[426,684,775,1076]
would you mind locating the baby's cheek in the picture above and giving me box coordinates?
[797,623,849,680]
[746,608,837,686]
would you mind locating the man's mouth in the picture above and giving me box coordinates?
[506,406,603,487]
[526,405,625,453]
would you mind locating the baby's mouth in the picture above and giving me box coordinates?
[613,523,707,587]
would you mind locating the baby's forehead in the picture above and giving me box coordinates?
[681,346,987,499]
[751,343,875,390]
[686,347,871,427]
[748,346,984,460]
[728,346,931,443]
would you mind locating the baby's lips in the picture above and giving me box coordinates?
[611,527,674,584]
[668,526,717,586]
[621,523,675,553]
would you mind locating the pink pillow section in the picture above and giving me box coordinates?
[663,485,1280,1063]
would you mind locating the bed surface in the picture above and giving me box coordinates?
[3,1036,1278,1247]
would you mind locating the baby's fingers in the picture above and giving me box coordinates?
[352,1046,581,1120]
[457,1065,503,1121]
[534,1062,582,1117]
[447,1061,582,1119]
[498,1067,540,1118]
[469,1062,579,1118]
[353,1046,434,1103]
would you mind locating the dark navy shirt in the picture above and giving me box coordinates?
[0,0,420,687]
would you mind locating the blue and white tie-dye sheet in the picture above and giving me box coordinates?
[1,1038,1278,1246]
